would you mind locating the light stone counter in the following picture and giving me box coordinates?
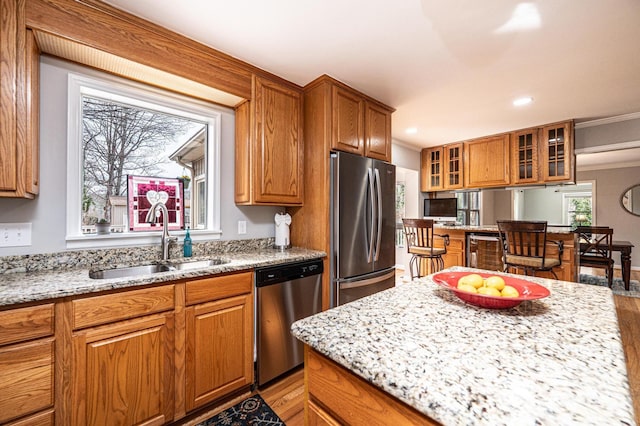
[0,247,325,307]
[292,266,635,426]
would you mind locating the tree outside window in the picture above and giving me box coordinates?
[567,196,592,227]
[81,96,203,231]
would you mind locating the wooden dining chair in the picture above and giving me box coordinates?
[402,218,450,279]
[497,220,563,279]
[576,226,615,287]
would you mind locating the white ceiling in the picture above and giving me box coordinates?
[104,0,640,151]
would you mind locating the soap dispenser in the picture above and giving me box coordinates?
[183,227,192,257]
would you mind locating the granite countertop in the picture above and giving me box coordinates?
[292,266,635,426]
[0,247,325,307]
[435,224,576,234]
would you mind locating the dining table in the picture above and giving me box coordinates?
[613,240,635,290]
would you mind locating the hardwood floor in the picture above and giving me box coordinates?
[258,367,305,425]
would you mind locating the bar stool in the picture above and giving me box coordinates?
[402,218,450,279]
[497,220,563,279]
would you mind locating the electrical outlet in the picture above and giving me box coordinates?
[238,220,247,235]
[0,223,32,247]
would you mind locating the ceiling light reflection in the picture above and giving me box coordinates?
[495,3,541,34]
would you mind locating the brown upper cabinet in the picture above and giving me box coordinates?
[328,78,393,162]
[540,121,575,182]
[332,85,365,155]
[364,101,392,161]
[420,147,444,191]
[0,0,40,199]
[444,143,464,190]
[421,143,463,191]
[464,134,511,188]
[511,128,540,184]
[235,75,304,206]
[422,120,574,192]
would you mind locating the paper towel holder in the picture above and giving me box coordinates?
[274,211,291,251]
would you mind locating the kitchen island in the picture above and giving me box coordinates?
[291,266,635,425]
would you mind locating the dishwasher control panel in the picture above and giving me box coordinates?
[255,259,324,287]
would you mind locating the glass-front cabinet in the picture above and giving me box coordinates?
[511,129,539,184]
[541,121,574,182]
[444,143,464,189]
[420,147,443,191]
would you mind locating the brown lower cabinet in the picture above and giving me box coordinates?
[185,273,253,412]
[304,346,438,425]
[71,313,175,425]
[2,270,254,426]
[0,304,55,425]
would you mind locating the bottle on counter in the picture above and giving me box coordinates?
[183,227,192,257]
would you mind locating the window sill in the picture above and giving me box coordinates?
[66,229,222,250]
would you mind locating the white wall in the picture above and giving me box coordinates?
[0,56,279,256]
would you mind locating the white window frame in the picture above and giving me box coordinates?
[66,73,222,249]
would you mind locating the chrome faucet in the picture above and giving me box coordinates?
[146,202,178,261]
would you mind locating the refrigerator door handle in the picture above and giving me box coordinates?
[374,167,383,261]
[367,167,375,263]
[338,269,396,289]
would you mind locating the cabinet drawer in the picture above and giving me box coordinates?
[0,339,54,424]
[0,304,54,346]
[72,285,174,329]
[186,271,252,306]
[4,409,54,426]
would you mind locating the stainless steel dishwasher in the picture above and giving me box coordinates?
[255,259,323,387]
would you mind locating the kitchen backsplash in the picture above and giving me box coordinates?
[0,237,275,274]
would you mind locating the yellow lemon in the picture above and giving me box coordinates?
[484,276,506,291]
[458,273,484,289]
[477,286,501,296]
[501,285,520,298]
[457,283,477,293]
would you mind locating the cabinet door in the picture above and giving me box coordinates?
[253,76,303,204]
[420,147,444,191]
[464,134,510,188]
[444,143,463,189]
[71,313,174,426]
[541,121,574,182]
[331,85,364,155]
[364,101,391,161]
[511,129,539,184]
[0,0,39,199]
[0,339,54,424]
[185,294,253,411]
[307,400,342,426]
[234,100,251,204]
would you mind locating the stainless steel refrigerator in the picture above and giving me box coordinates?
[331,151,396,307]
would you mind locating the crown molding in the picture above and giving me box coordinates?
[574,140,640,154]
[575,112,640,129]
[577,160,640,172]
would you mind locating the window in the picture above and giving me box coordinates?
[66,73,222,247]
[456,191,480,226]
[564,193,593,226]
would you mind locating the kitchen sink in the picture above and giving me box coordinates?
[167,258,229,270]
[89,263,172,279]
[89,258,229,279]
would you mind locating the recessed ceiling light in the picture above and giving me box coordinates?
[405,127,418,134]
[513,97,533,106]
